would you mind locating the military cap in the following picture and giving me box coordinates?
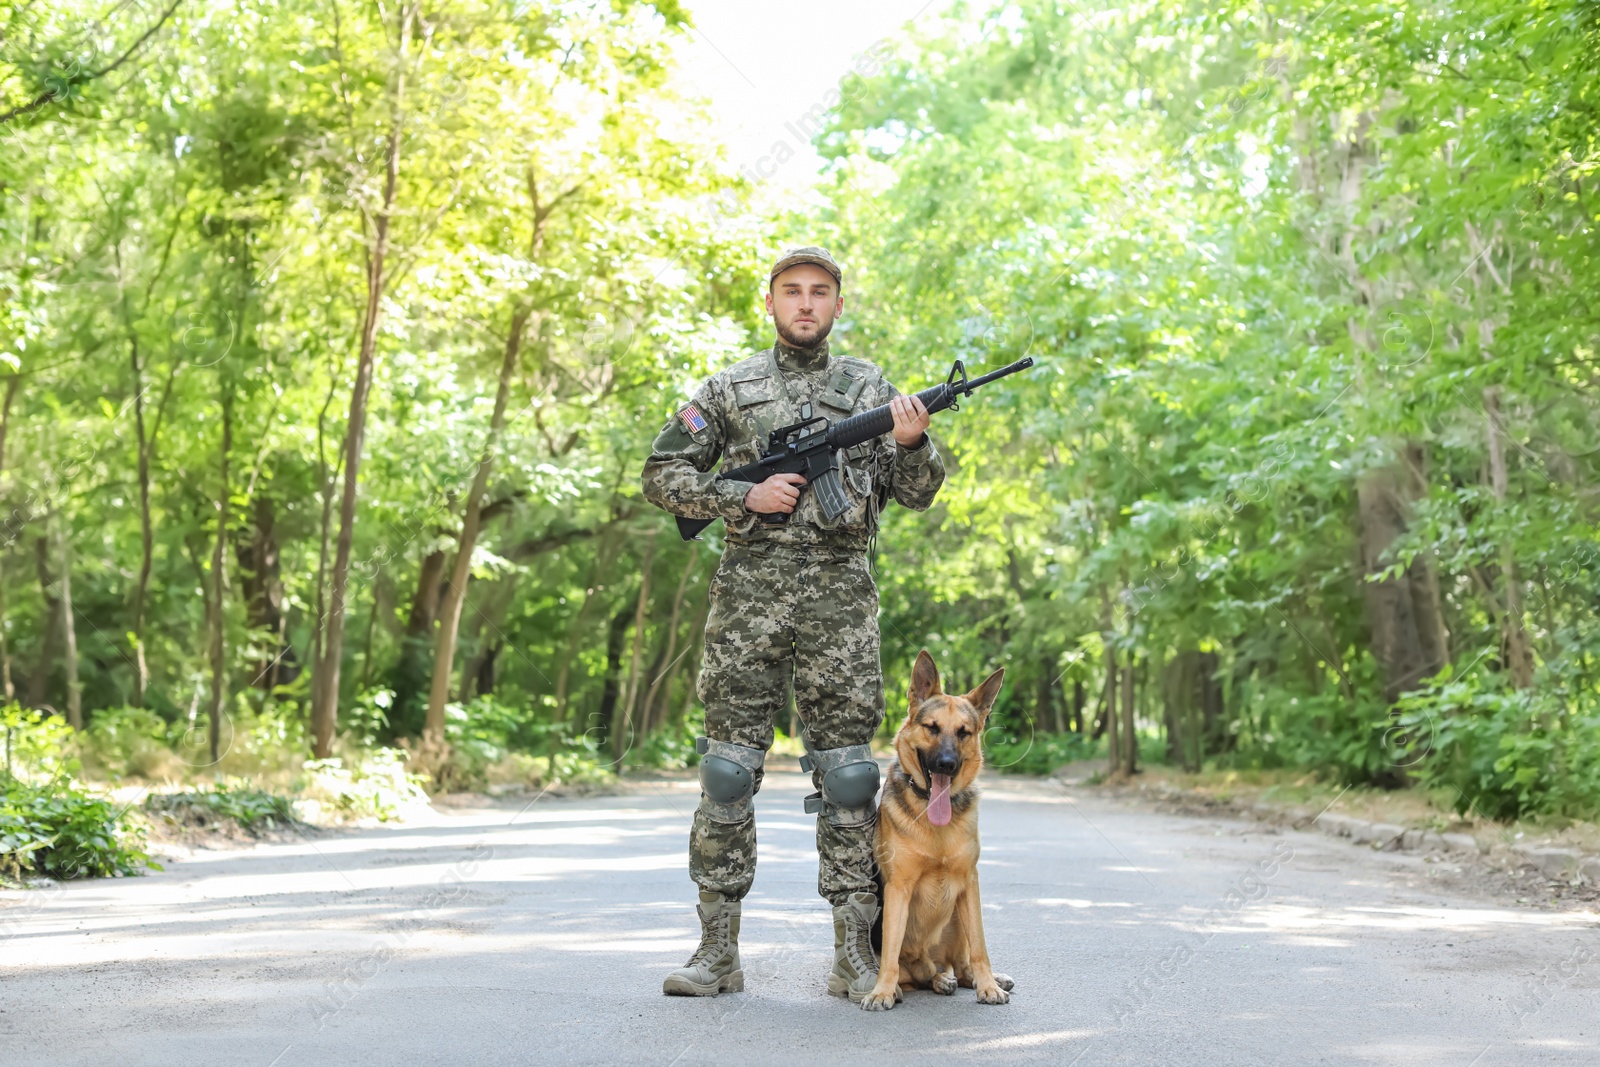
[770,246,843,287]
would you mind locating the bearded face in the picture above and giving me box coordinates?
[766,263,842,349]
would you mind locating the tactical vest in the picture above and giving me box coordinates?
[717,347,886,545]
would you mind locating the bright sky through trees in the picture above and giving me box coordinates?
[675,0,947,192]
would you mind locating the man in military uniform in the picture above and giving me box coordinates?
[641,246,945,1002]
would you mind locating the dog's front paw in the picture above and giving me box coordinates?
[859,987,900,1012]
[932,970,958,996]
[993,972,1015,992]
[976,982,1010,1005]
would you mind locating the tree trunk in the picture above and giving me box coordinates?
[555,528,620,723]
[360,571,386,692]
[408,549,447,636]
[0,547,11,704]
[423,307,532,747]
[1071,677,1085,734]
[0,374,17,702]
[1401,442,1451,671]
[1332,116,1450,708]
[1356,470,1438,704]
[1035,656,1058,734]
[1200,651,1225,755]
[1162,653,1187,770]
[129,334,153,706]
[129,365,179,706]
[634,642,668,735]
[55,520,81,729]
[1103,647,1120,772]
[309,5,415,758]
[1162,649,1219,772]
[1120,662,1138,775]
[473,642,499,698]
[310,375,340,702]
[236,495,297,691]
[595,606,631,749]
[1184,656,1204,769]
[640,549,697,736]
[1484,386,1535,688]
[458,576,517,702]
[207,388,233,764]
[29,536,59,710]
[115,238,180,709]
[613,532,657,761]
[389,546,445,736]
[656,596,710,736]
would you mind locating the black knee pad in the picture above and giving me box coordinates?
[801,743,879,827]
[696,737,763,823]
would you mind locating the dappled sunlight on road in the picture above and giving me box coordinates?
[1248,903,1595,934]
[5,777,1596,1066]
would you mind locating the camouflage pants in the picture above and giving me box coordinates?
[690,542,884,907]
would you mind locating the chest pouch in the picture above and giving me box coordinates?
[819,365,867,415]
[728,371,782,459]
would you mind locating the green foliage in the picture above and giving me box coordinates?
[1,779,156,881]
[0,0,752,802]
[0,706,78,781]
[1394,674,1600,822]
[630,715,703,770]
[3,0,1598,830]
[1219,683,1396,788]
[344,690,397,752]
[80,706,187,781]
[817,0,1600,819]
[984,730,1101,777]
[144,783,299,834]
[298,750,431,823]
[0,706,157,881]
[431,695,617,791]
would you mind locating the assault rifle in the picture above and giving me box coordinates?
[674,356,1036,542]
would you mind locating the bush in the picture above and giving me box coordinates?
[1,705,77,781]
[144,783,299,834]
[1223,680,1396,786]
[631,718,703,770]
[426,696,617,792]
[1,779,156,881]
[344,689,396,750]
[78,700,316,784]
[982,728,1100,776]
[298,748,431,822]
[80,705,186,781]
[1392,671,1600,822]
[436,695,521,787]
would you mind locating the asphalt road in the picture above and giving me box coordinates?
[2,768,1597,1067]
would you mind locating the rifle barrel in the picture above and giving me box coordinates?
[962,356,1035,392]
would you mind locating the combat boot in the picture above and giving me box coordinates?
[663,890,744,996]
[827,890,887,1003]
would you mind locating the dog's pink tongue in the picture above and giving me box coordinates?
[928,774,953,826]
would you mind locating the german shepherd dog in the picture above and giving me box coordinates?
[860,650,1015,1011]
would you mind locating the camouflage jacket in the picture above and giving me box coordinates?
[641,340,946,550]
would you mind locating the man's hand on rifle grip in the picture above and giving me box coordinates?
[745,473,808,514]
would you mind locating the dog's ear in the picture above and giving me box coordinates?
[966,668,1005,725]
[910,649,942,707]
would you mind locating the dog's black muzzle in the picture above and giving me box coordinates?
[921,744,962,780]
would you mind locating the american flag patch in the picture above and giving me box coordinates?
[678,403,708,434]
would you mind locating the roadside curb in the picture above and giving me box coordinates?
[1254,802,1600,887]
[1050,771,1600,891]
